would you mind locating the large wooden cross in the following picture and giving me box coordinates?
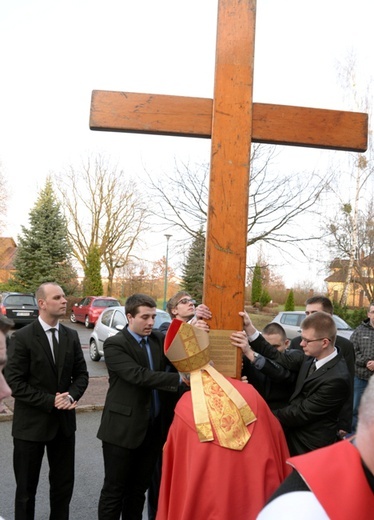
[90,0,367,335]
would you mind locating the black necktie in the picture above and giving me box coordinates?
[307,359,316,377]
[50,328,59,364]
[139,338,160,418]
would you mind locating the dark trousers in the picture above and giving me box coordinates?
[98,417,162,520]
[13,430,75,520]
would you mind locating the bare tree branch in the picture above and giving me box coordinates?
[145,144,334,254]
[55,155,150,295]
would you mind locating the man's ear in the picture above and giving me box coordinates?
[285,339,290,348]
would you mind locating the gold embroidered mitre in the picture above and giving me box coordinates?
[164,320,256,450]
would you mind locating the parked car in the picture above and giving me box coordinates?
[89,306,171,361]
[70,296,121,328]
[0,292,39,327]
[271,311,353,340]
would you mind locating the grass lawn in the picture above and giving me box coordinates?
[249,312,276,331]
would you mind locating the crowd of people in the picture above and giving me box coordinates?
[1,287,373,519]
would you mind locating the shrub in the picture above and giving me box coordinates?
[284,289,295,311]
[259,289,271,309]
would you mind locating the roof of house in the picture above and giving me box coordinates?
[0,237,17,270]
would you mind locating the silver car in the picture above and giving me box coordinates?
[89,306,171,361]
[271,311,353,340]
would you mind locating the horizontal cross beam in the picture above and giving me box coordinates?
[90,90,368,152]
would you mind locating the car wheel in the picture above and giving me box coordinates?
[85,315,93,328]
[89,340,101,361]
[70,312,77,323]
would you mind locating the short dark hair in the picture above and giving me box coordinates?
[125,293,157,317]
[166,291,191,318]
[302,311,336,344]
[305,295,333,315]
[262,322,287,342]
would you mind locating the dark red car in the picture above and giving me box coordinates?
[70,296,120,328]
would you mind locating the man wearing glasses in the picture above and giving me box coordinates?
[162,291,211,332]
[290,295,355,438]
[237,310,351,456]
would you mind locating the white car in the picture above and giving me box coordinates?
[89,306,171,361]
[271,311,353,340]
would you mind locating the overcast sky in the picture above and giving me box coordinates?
[0,0,372,289]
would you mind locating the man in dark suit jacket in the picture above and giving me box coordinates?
[289,295,355,436]
[97,293,182,520]
[5,282,89,520]
[241,322,301,410]
[239,310,351,456]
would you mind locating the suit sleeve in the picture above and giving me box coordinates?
[257,357,299,384]
[6,331,56,412]
[104,334,180,393]
[250,334,304,372]
[273,376,350,428]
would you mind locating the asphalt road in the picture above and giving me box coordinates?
[0,411,104,520]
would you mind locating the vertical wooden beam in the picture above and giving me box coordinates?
[204,0,256,330]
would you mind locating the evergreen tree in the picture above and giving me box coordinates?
[83,244,103,295]
[259,289,271,309]
[181,228,205,302]
[284,289,295,311]
[251,263,262,305]
[12,178,77,293]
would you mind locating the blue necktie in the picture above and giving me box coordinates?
[140,339,160,418]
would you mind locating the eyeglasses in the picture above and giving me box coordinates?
[177,298,196,306]
[300,336,331,345]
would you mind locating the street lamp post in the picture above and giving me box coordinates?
[163,234,172,310]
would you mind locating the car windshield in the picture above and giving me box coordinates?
[5,295,36,306]
[92,299,120,308]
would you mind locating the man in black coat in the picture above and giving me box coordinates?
[97,293,182,520]
[239,310,351,456]
[6,282,89,520]
[290,295,355,437]
[241,322,302,410]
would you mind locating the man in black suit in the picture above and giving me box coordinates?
[0,315,14,409]
[97,293,182,520]
[5,282,89,520]
[241,322,302,410]
[240,310,351,456]
[290,295,355,437]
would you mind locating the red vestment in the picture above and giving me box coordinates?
[288,440,374,518]
[156,379,291,520]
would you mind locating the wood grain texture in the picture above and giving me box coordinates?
[90,92,368,152]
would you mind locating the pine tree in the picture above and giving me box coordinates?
[251,263,262,305]
[181,228,205,302]
[259,289,271,309]
[284,289,295,311]
[12,178,77,293]
[83,245,103,295]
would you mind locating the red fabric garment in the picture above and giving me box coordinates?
[288,440,374,519]
[156,379,291,520]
